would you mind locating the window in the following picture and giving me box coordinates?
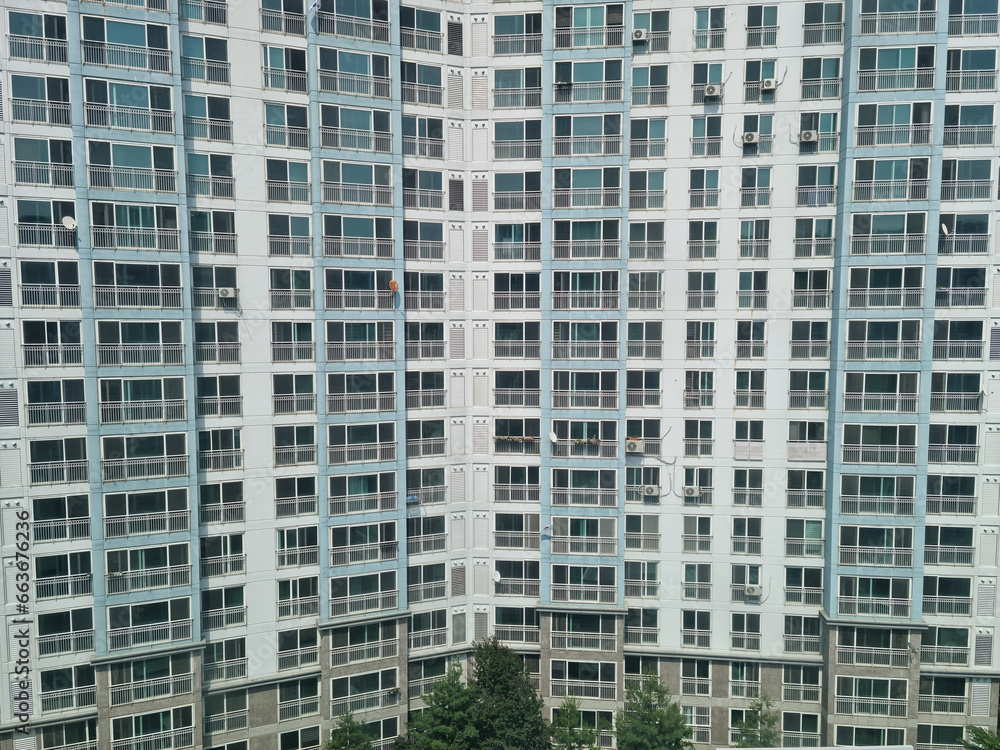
[746,5,777,46]
[184,94,231,141]
[180,35,229,82]
[801,57,841,99]
[694,7,725,48]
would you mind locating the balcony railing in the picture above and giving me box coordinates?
[7,35,68,63]
[552,439,617,459]
[921,646,970,665]
[278,646,319,671]
[552,240,620,260]
[860,10,936,32]
[327,342,394,361]
[554,26,624,48]
[554,82,623,103]
[942,179,994,201]
[946,70,997,92]
[839,546,913,567]
[330,638,397,667]
[110,674,193,707]
[551,489,617,507]
[550,632,617,651]
[323,182,392,206]
[29,460,89,485]
[88,166,177,193]
[102,455,188,482]
[838,597,911,618]
[36,573,92,599]
[495,578,540,596]
[317,11,390,42]
[550,536,616,555]
[924,595,972,615]
[203,710,248,734]
[552,342,619,360]
[837,645,910,667]
[925,545,975,565]
[493,33,543,55]
[949,13,999,34]
[92,226,179,251]
[835,697,908,717]
[552,584,616,604]
[203,658,248,683]
[856,124,932,147]
[13,162,75,188]
[184,115,232,142]
[95,286,183,309]
[83,41,171,72]
[551,679,616,700]
[331,590,399,616]
[843,392,918,413]
[13,99,71,126]
[191,231,237,254]
[784,635,822,653]
[108,620,192,650]
[845,341,921,361]
[201,554,246,576]
[110,729,194,750]
[848,288,924,308]
[331,688,400,717]
[858,68,934,91]
[801,77,842,99]
[551,390,618,409]
[552,291,619,310]
[328,442,396,465]
[106,565,191,594]
[785,587,824,605]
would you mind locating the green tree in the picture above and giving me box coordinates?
[396,665,480,750]
[963,726,1000,750]
[551,697,599,750]
[615,674,692,750]
[733,694,782,748]
[472,637,551,750]
[326,713,373,750]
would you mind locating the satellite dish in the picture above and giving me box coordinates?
[549,431,558,442]
[940,223,949,236]
[492,570,502,583]
[61,216,78,230]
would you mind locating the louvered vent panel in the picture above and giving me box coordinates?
[472,424,489,454]
[472,230,488,261]
[450,328,465,360]
[447,75,463,109]
[474,612,488,640]
[451,564,466,596]
[449,277,465,310]
[0,390,17,426]
[452,612,466,643]
[472,181,488,211]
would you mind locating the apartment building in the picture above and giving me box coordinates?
[0,0,998,747]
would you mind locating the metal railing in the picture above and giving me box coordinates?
[493,88,542,108]
[551,488,617,507]
[110,674,193,706]
[554,81,624,103]
[553,135,620,157]
[317,12,390,42]
[184,115,232,142]
[94,286,182,309]
[13,162,75,187]
[839,546,913,567]
[493,33,543,55]
[82,41,171,72]
[946,70,997,92]
[838,597,911,618]
[801,77,842,99]
[203,658,247,683]
[554,26,624,48]
[837,645,910,667]
[856,124,932,147]
[860,10,936,32]
[401,82,443,105]
[181,57,230,83]
[12,99,71,126]
[9,35,69,63]
[92,226,179,251]
[201,554,246,576]
[328,441,396,465]
[102,455,188,482]
[108,620,192,650]
[327,342,394,361]
[106,565,191,594]
[180,0,228,24]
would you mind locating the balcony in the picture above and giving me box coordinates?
[693,28,726,48]
[203,658,248,683]
[188,174,235,198]
[404,291,445,311]
[106,565,191,594]
[551,390,618,409]
[784,634,821,654]
[927,494,976,515]
[102,455,188,483]
[551,632,617,652]
[630,139,666,159]
[942,180,994,201]
[29,460,89,485]
[36,573,92,599]
[494,484,540,503]
[788,390,828,409]
[551,679,617,701]
[848,288,924,308]
[555,26,624,48]
[949,13,999,34]
[95,286,183,309]
[204,710,248,734]
[937,288,987,308]
[858,68,934,91]
[264,181,306,205]
[493,33,542,55]
[316,12,390,42]
[110,673,193,707]
[838,596,911,618]
[92,226,179,251]
[925,545,975,565]
[550,536,616,555]
[111,729,194,750]
[319,69,392,99]
[108,620,193,650]
[552,584,616,604]
[735,340,767,358]
[628,342,663,360]
[837,645,910,667]
[551,489,617,507]
[842,445,916,465]
[198,449,243,471]
[928,444,979,464]
[407,535,446,555]
[921,646,970,666]
[944,125,996,146]
[323,182,392,206]
[839,494,913,516]
[835,696,907,718]
[330,491,396,517]
[688,189,720,208]
[856,124,932,147]
[684,389,715,408]
[933,340,983,360]
[404,241,443,261]
[495,625,540,645]
[331,589,400,618]
[405,487,445,506]
[552,439,617,459]
[552,342,619,360]
[82,41,171,72]
[275,445,317,466]
[403,188,444,210]
[628,532,661,552]
[401,82,443,106]
[327,391,395,414]
[918,696,968,714]
[406,390,445,409]
[553,187,621,209]
[553,135,620,158]
[860,10,936,32]
[196,342,241,364]
[203,605,246,629]
[801,77,842,99]
[12,99,71,126]
[201,554,246,577]
[495,242,541,261]
[105,510,188,538]
[845,341,921,361]
[924,595,972,615]
[262,8,306,35]
[26,401,86,426]
[402,135,444,159]
[328,442,396,465]
[552,240,620,261]
[732,536,761,554]
[7,35,67,63]
[843,393,918,413]
[785,587,824,605]
[190,231,237,255]
[795,238,835,257]
[278,646,319,671]
[683,582,711,601]
[409,628,448,651]
[552,291,618,310]
[13,162,74,188]
[495,531,541,550]
[277,495,318,517]
[330,637,397,668]
[632,86,670,107]
[406,437,446,458]
[931,392,982,413]
[682,629,711,648]
[88,166,177,193]
[262,67,307,92]
[946,70,997,92]
[553,82,623,103]
[184,116,232,142]
[277,596,319,619]
[687,240,717,260]
[730,680,761,698]
[331,688,399,718]
[839,546,913,567]
[495,578,540,597]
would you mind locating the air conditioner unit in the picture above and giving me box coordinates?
[703,84,721,98]
[743,132,760,144]
[745,584,763,597]
[682,486,700,497]
[643,485,660,497]
[217,287,236,299]
[798,129,819,143]
[760,78,777,90]
[626,440,642,453]
[632,28,648,42]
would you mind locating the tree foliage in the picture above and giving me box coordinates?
[963,726,1000,750]
[551,697,600,750]
[615,675,693,750]
[733,694,782,748]
[397,638,549,750]
[396,666,480,750]
[326,713,373,750]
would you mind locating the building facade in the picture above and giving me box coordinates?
[0,0,999,747]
